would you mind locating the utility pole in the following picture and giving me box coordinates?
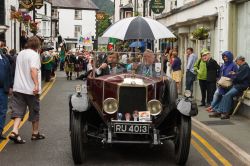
[143,0,146,17]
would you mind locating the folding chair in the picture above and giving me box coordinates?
[232,87,249,116]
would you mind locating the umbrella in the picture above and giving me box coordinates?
[129,41,145,48]
[102,16,175,40]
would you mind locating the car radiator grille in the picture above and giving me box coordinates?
[118,86,147,116]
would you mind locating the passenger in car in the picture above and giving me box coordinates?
[96,52,127,76]
[133,49,162,77]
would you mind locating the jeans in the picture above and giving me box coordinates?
[211,89,222,108]
[186,71,196,93]
[0,88,8,134]
[217,87,239,113]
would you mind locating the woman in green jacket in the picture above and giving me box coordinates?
[194,51,208,106]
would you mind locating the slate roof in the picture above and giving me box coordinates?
[120,3,133,9]
[52,0,99,10]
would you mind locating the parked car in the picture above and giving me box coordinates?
[69,53,198,165]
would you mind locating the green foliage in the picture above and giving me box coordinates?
[92,0,114,15]
[134,11,141,16]
[192,27,209,40]
[97,14,111,37]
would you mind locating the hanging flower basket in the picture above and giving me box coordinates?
[29,22,39,34]
[10,11,23,22]
[192,27,209,40]
[22,13,32,26]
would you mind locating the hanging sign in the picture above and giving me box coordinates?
[150,0,165,14]
[96,12,105,21]
[34,0,44,9]
[19,0,34,10]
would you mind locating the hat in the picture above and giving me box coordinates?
[235,55,245,61]
[201,48,210,56]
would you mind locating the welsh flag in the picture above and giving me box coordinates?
[107,38,117,51]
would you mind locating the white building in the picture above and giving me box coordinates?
[156,0,250,108]
[35,0,52,41]
[114,0,152,22]
[52,0,98,50]
[3,0,21,51]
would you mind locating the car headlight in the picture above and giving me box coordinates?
[147,100,162,116]
[184,90,192,98]
[103,98,118,114]
[75,85,82,93]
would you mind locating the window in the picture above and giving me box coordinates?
[74,25,82,38]
[125,11,132,18]
[52,9,58,19]
[75,10,82,20]
[44,4,47,16]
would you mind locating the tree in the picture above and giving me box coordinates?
[97,14,111,37]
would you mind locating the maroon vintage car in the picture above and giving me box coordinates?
[69,60,198,165]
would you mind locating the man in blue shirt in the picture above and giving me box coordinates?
[185,47,198,94]
[0,48,13,140]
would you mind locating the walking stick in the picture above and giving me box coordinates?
[232,87,249,116]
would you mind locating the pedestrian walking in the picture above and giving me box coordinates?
[185,48,198,94]
[59,46,65,71]
[64,52,75,80]
[0,48,13,140]
[41,51,53,82]
[9,36,45,144]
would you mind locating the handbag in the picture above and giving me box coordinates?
[217,76,232,88]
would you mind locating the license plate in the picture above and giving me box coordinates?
[113,123,149,134]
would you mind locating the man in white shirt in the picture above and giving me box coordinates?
[9,36,45,144]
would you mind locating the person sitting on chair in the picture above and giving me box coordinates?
[209,56,250,119]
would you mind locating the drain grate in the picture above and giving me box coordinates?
[201,120,234,126]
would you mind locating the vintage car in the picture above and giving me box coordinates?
[69,56,198,165]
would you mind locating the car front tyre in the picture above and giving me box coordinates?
[174,114,191,165]
[71,111,87,164]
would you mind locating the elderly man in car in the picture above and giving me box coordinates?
[96,52,127,76]
[132,49,162,77]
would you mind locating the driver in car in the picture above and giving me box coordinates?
[96,52,127,76]
[133,49,162,77]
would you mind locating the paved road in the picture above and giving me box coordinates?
[0,72,245,166]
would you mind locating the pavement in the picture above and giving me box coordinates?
[193,105,250,165]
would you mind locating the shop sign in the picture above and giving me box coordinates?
[96,12,105,21]
[19,0,34,10]
[34,0,44,9]
[150,0,165,14]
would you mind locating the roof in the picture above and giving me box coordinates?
[52,0,99,10]
[120,3,133,9]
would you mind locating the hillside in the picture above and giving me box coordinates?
[92,0,114,16]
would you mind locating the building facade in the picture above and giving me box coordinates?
[52,0,98,50]
[3,0,21,51]
[35,0,52,42]
[156,0,250,107]
[114,0,152,22]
